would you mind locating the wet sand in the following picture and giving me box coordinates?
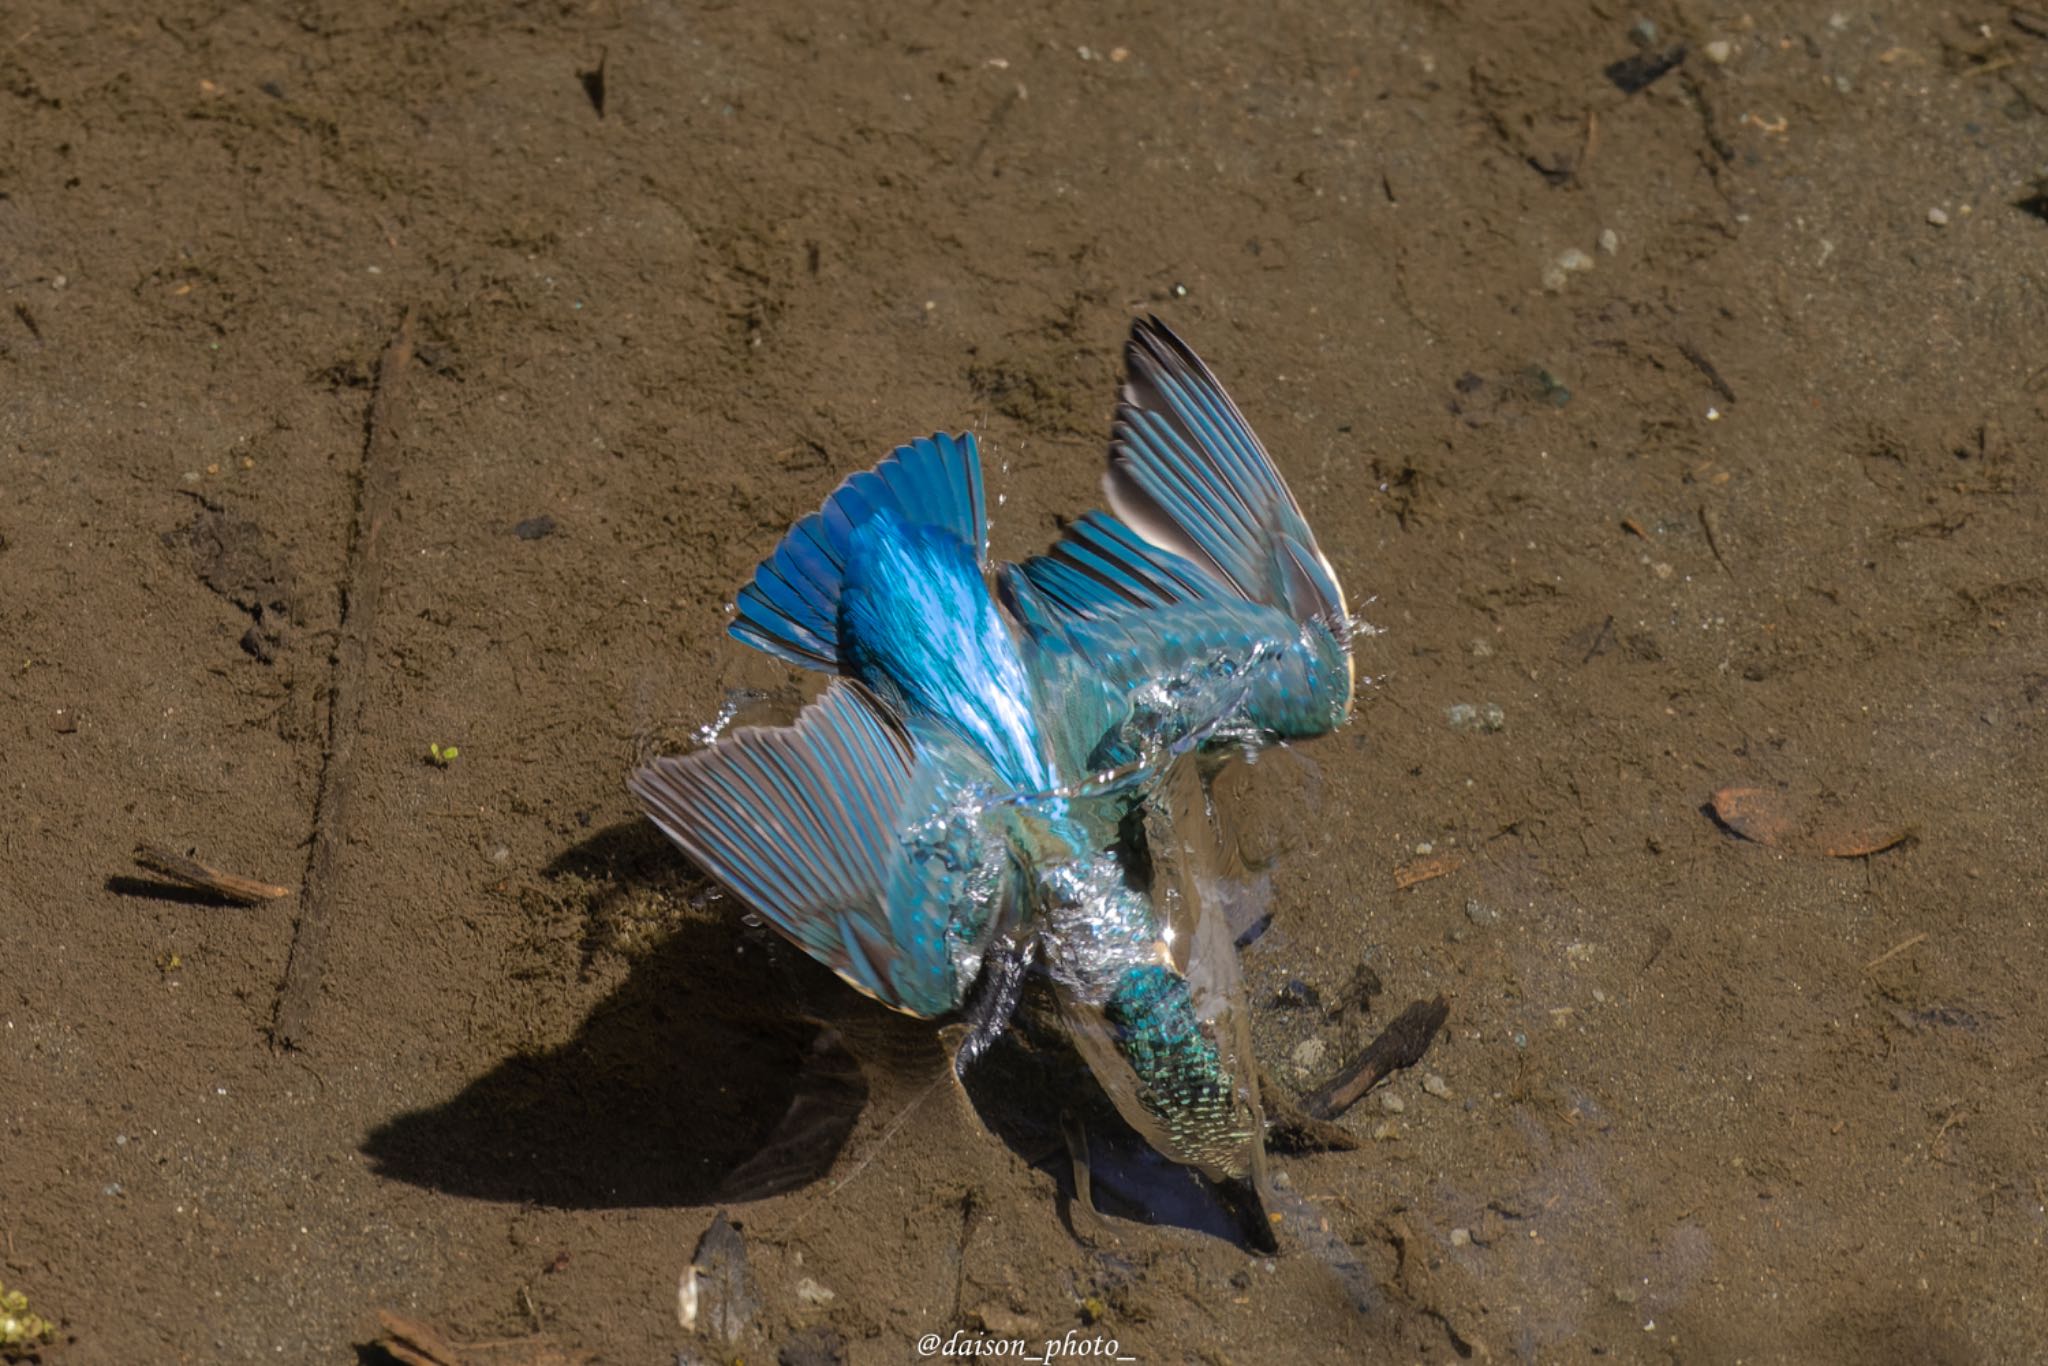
[4,2,2045,1360]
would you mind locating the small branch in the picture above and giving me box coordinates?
[132,843,291,904]
[1301,995,1451,1121]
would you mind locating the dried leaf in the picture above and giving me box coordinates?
[1707,787,1795,847]
[1393,853,1461,888]
[1820,827,1915,859]
[371,1310,595,1366]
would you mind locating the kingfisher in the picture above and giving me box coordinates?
[629,318,1355,1185]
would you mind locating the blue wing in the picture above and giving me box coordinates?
[731,432,987,671]
[1106,318,1349,641]
[1002,511,1227,627]
[628,679,1010,1017]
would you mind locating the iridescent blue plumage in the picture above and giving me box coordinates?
[842,510,1054,794]
[631,318,1356,1184]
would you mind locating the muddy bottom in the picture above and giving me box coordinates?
[4,1,2046,1362]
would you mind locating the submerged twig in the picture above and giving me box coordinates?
[1301,995,1451,1121]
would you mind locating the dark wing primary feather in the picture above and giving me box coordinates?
[1004,510,1227,627]
[629,679,978,1017]
[731,432,987,672]
[1106,318,1349,641]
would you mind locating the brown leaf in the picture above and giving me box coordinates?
[376,1312,464,1366]
[1393,853,1462,888]
[1707,786,1795,847]
[1710,786,1915,860]
[1820,827,1915,859]
[371,1311,596,1366]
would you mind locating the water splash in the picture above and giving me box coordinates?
[694,689,768,746]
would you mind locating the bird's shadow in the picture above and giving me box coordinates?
[363,820,847,1207]
[364,819,1266,1247]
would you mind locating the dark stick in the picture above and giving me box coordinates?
[132,843,291,904]
[1300,995,1451,1121]
[271,307,416,1049]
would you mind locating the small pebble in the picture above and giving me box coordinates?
[1703,39,1733,64]
[1630,18,1659,46]
[1449,1227,1472,1248]
[1423,1073,1454,1100]
[1378,1091,1406,1114]
[51,274,68,290]
[1540,263,1569,294]
[1468,637,1495,658]
[1447,702,1504,732]
[971,1305,1036,1335]
[1291,1037,1328,1073]
[1926,207,1949,227]
[1371,1120,1399,1142]
[794,1277,835,1306]
[1273,978,1323,1011]
[1464,899,1499,926]
[1598,227,1620,255]
[1557,247,1594,273]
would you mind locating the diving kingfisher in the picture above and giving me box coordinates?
[629,318,1356,1185]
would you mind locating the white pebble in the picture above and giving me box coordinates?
[1291,1037,1327,1072]
[1557,247,1594,273]
[1926,207,1949,227]
[1703,40,1733,64]
[1423,1073,1454,1099]
[1598,227,1620,255]
[1378,1091,1406,1114]
[1449,1227,1472,1247]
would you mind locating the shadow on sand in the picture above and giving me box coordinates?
[365,819,1268,1248]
